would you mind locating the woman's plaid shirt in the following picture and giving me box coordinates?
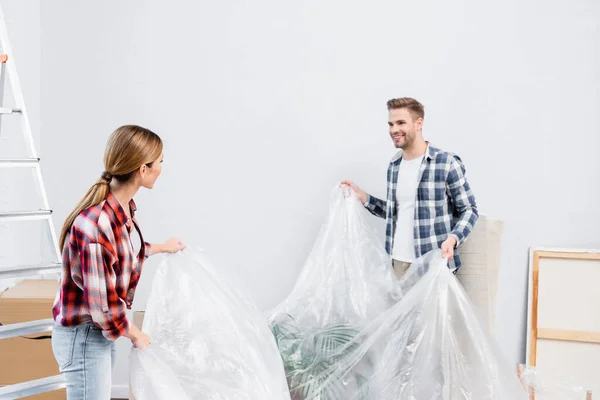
[52,192,151,340]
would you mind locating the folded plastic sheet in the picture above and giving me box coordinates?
[129,248,291,400]
[268,185,528,399]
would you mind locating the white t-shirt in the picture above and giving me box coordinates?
[391,155,424,263]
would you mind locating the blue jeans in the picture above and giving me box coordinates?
[51,322,116,400]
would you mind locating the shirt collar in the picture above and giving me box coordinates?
[391,141,437,163]
[106,191,137,226]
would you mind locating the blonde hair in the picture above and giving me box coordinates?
[386,97,425,120]
[59,125,163,250]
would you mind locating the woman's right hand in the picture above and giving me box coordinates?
[132,331,151,350]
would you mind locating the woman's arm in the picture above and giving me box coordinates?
[81,243,138,342]
[146,237,186,257]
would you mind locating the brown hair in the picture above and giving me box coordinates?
[58,125,163,250]
[386,97,425,121]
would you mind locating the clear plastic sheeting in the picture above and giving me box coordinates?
[129,248,291,400]
[268,185,528,399]
[270,184,398,328]
[518,364,597,400]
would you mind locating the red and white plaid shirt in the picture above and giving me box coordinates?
[52,192,151,340]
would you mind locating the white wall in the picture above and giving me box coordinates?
[38,0,599,395]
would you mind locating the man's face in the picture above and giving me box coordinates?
[388,108,422,149]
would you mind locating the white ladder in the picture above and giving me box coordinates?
[0,4,66,399]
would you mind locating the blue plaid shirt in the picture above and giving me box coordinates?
[364,143,478,271]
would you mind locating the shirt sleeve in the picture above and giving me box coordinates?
[80,243,130,341]
[144,241,152,258]
[364,193,387,218]
[446,155,479,246]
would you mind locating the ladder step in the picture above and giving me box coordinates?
[0,318,55,340]
[0,158,40,167]
[0,374,66,399]
[0,106,21,114]
[0,210,52,221]
[0,262,61,280]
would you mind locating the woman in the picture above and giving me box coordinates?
[51,125,185,399]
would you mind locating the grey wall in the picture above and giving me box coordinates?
[32,0,600,395]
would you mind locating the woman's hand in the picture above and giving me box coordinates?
[148,237,186,256]
[132,331,152,350]
[125,323,151,350]
[162,237,186,254]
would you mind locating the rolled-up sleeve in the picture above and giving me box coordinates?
[144,241,152,258]
[80,243,130,340]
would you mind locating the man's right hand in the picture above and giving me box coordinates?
[341,180,368,204]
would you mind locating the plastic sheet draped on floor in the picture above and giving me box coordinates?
[130,185,529,399]
[267,185,528,399]
[129,249,291,400]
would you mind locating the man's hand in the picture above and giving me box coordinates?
[341,180,367,204]
[441,236,457,260]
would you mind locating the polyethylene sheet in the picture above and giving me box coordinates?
[268,185,528,399]
[518,364,598,399]
[129,248,291,400]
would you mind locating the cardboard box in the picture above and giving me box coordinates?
[0,279,66,400]
[133,311,145,329]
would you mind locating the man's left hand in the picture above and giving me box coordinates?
[441,236,457,260]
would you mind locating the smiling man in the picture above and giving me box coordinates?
[342,97,478,278]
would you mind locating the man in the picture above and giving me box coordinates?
[342,97,478,278]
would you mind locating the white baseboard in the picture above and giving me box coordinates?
[111,384,129,399]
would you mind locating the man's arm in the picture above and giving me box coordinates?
[364,193,387,219]
[341,180,387,219]
[446,155,478,246]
